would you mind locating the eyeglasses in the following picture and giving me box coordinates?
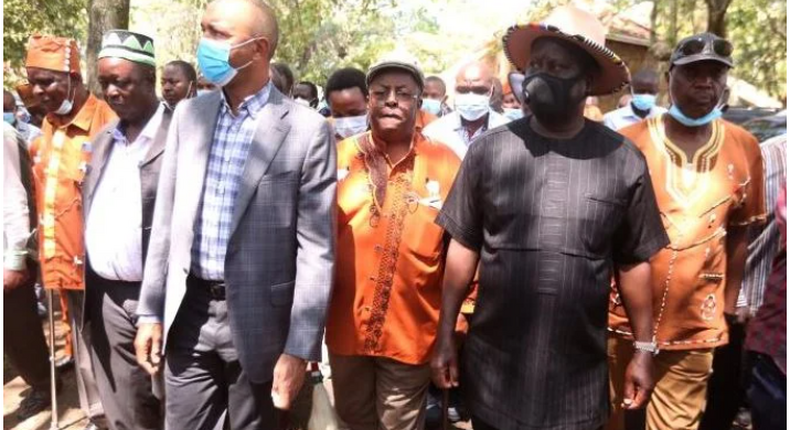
[678,37,733,58]
[370,88,419,106]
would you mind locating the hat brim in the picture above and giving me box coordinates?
[672,53,733,68]
[366,62,424,91]
[503,24,631,96]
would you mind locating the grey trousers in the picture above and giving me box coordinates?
[64,289,107,425]
[164,283,281,430]
[86,269,162,430]
[4,274,50,390]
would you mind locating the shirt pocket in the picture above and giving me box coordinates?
[402,192,446,262]
[580,194,625,258]
[270,280,295,307]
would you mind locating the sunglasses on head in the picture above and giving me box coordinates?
[679,37,733,58]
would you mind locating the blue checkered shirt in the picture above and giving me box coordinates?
[191,83,272,281]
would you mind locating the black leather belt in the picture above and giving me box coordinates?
[187,274,226,300]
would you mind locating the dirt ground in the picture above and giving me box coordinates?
[3,298,473,430]
[4,299,89,430]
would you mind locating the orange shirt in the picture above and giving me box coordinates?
[327,130,461,364]
[30,94,117,290]
[609,116,765,350]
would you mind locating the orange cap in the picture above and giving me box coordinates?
[25,34,81,74]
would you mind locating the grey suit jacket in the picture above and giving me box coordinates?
[137,88,337,384]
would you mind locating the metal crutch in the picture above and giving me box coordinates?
[46,289,59,430]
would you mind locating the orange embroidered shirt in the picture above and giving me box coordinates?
[30,94,117,290]
[609,116,765,350]
[326,130,461,364]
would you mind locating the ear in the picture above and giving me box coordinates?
[254,37,272,60]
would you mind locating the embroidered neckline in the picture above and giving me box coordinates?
[648,115,724,208]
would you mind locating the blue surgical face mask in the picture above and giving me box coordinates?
[196,37,261,87]
[421,98,441,115]
[503,108,524,121]
[631,93,657,112]
[3,112,16,125]
[668,104,723,127]
[455,92,490,121]
[54,76,75,115]
[334,114,368,139]
[667,81,726,127]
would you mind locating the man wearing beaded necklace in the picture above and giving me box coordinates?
[607,33,765,430]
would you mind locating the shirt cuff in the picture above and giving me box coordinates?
[4,252,27,271]
[136,315,162,326]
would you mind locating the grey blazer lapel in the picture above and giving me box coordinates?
[84,120,119,218]
[141,107,173,167]
[183,93,223,226]
[230,90,291,234]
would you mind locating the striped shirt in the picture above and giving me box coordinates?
[191,83,272,281]
[739,134,786,314]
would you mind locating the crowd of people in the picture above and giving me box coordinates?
[3,0,786,430]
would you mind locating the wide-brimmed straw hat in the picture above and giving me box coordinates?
[502,6,630,95]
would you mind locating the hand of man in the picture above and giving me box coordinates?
[271,353,306,410]
[430,334,459,389]
[622,351,654,409]
[134,322,163,376]
[3,268,29,291]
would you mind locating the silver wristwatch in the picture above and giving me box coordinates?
[634,341,659,356]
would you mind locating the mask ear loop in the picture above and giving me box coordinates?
[185,80,194,98]
[231,36,267,71]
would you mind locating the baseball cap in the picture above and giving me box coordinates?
[670,32,733,68]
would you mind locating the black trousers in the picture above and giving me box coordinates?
[164,278,281,430]
[699,320,748,430]
[4,272,50,390]
[472,416,603,430]
[86,269,162,430]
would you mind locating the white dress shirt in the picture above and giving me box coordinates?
[423,110,510,159]
[86,105,164,281]
[3,124,31,271]
[602,104,667,131]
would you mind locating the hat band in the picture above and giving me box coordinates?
[98,47,156,67]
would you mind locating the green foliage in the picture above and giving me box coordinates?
[726,0,786,99]
[3,0,89,88]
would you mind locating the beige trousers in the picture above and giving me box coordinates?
[329,353,431,430]
[607,335,715,430]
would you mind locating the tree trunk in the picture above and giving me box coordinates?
[705,0,731,37]
[86,0,130,96]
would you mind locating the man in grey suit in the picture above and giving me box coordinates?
[84,30,166,430]
[133,0,337,428]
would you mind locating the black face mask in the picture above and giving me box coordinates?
[523,72,585,124]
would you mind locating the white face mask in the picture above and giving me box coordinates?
[334,114,368,139]
[454,92,490,121]
[294,98,312,107]
[54,76,75,115]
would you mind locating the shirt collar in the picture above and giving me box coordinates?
[112,103,165,145]
[219,81,272,119]
[47,93,100,131]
